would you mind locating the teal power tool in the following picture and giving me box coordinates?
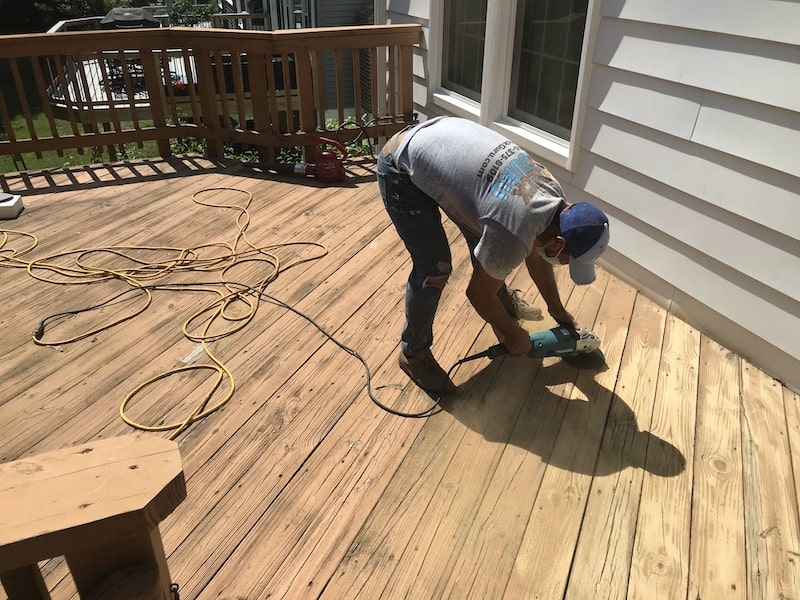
[466,326,602,361]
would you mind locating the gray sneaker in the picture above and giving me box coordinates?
[498,288,543,321]
[398,349,457,395]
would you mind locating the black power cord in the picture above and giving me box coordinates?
[255,288,460,419]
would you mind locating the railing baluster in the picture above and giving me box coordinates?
[231,52,248,134]
[30,56,63,157]
[312,49,326,130]
[279,52,295,135]
[139,48,170,157]
[334,48,345,127]
[247,50,273,162]
[353,48,363,122]
[369,47,378,124]
[295,50,315,136]
[387,45,397,121]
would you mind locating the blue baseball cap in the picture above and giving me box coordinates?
[559,202,610,285]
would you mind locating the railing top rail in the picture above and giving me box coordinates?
[0,24,422,57]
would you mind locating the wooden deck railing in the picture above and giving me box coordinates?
[0,25,420,164]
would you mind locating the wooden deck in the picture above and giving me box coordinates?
[1,156,798,600]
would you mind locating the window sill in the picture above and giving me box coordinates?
[432,91,572,170]
[491,119,570,170]
[432,90,480,120]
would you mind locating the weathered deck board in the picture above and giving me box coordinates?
[0,157,798,600]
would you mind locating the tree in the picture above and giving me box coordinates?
[169,0,214,27]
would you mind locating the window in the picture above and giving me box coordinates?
[442,0,488,102]
[509,0,588,140]
[438,0,590,149]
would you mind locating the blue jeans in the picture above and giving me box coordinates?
[378,152,482,355]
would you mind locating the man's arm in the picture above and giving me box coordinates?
[524,250,577,329]
[466,262,532,356]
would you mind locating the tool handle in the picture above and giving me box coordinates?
[485,328,575,359]
[483,338,538,359]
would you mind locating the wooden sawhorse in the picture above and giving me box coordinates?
[0,435,186,599]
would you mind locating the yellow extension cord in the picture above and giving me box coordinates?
[0,187,328,439]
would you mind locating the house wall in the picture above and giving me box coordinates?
[383,0,800,392]
[316,0,374,118]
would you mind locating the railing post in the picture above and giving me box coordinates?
[193,48,225,158]
[140,49,171,157]
[398,42,414,122]
[294,49,316,147]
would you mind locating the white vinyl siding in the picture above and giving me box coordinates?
[594,18,800,113]
[600,0,800,46]
[579,8,800,390]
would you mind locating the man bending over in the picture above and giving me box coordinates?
[377,117,610,395]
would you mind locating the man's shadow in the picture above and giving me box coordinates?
[440,352,686,478]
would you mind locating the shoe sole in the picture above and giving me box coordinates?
[398,356,456,396]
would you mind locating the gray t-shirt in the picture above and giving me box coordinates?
[394,117,564,280]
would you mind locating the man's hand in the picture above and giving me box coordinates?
[525,249,579,337]
[466,263,531,352]
[504,325,533,356]
[549,306,579,338]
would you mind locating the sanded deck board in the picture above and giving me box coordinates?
[318,326,508,599]
[627,314,699,598]
[503,272,633,599]
[406,269,614,600]
[565,293,668,599]
[317,261,549,599]
[323,267,609,599]
[741,361,800,598]
[429,280,557,600]
[384,270,560,598]
[688,335,746,599]
[785,386,800,526]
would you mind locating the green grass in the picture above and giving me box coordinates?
[0,139,162,174]
[0,59,163,173]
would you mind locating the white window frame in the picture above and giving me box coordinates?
[429,0,600,171]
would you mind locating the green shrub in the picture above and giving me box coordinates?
[169,0,214,26]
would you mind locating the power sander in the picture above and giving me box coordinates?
[465,326,602,361]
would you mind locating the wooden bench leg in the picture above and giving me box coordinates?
[0,564,52,600]
[65,527,173,600]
